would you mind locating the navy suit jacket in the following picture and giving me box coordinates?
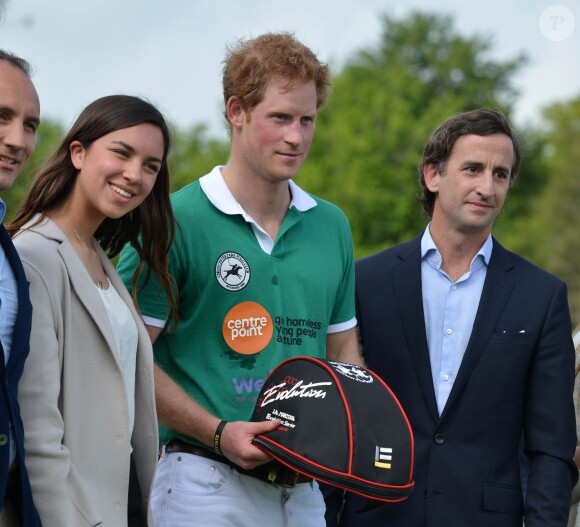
[326,236,577,527]
[0,224,41,526]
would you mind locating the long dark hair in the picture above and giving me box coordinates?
[8,94,178,324]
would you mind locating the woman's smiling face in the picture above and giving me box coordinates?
[69,123,164,223]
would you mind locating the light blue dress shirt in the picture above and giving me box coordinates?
[0,199,18,366]
[421,225,493,415]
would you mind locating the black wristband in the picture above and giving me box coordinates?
[213,420,228,454]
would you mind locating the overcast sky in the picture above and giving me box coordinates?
[1,0,578,138]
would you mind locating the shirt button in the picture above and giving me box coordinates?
[442,374,449,381]
[446,328,453,335]
[451,284,457,291]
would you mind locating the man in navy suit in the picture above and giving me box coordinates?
[326,109,577,527]
[0,49,42,526]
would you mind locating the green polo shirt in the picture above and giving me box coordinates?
[117,167,356,445]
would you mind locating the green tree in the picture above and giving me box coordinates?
[298,12,533,257]
[3,118,64,222]
[169,124,230,191]
[508,96,580,325]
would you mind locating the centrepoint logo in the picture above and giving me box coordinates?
[223,301,273,355]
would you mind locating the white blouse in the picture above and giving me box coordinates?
[97,283,138,438]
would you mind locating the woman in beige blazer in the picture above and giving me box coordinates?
[7,96,178,526]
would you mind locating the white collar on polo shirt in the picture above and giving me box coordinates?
[199,166,317,215]
[199,166,317,254]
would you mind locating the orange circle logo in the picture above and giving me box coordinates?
[222,302,273,355]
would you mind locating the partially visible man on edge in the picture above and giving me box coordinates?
[325,108,577,527]
[0,50,42,527]
[117,32,364,527]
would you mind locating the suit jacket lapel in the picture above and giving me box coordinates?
[0,224,32,372]
[440,239,516,419]
[392,236,440,422]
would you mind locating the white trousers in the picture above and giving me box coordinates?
[151,450,326,527]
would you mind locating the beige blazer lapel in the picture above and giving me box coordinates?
[60,241,120,358]
[27,216,119,363]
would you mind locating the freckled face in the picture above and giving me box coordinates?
[69,123,164,223]
[236,78,318,184]
[425,133,514,237]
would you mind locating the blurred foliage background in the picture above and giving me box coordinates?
[4,12,579,325]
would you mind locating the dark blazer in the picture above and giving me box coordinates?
[0,224,41,526]
[326,235,577,527]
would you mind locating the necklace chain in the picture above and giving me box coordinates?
[65,216,105,289]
